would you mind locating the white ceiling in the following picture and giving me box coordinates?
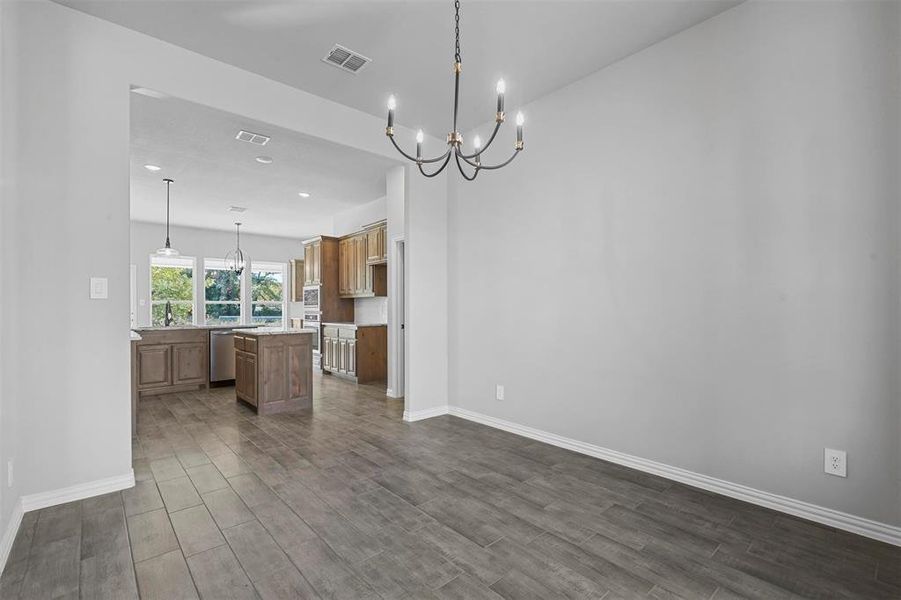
[130,93,399,238]
[57,0,742,135]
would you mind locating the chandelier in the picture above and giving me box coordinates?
[385,0,524,181]
[225,222,246,275]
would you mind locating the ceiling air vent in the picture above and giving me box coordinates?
[235,130,270,146]
[322,44,371,74]
[227,206,247,213]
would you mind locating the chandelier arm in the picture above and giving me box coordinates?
[454,151,479,181]
[458,147,521,171]
[418,151,453,178]
[457,121,502,159]
[390,135,449,164]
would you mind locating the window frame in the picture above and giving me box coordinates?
[149,255,197,326]
[249,260,288,327]
[202,258,242,326]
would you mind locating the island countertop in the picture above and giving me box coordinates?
[232,327,316,336]
[321,322,387,329]
[132,324,262,333]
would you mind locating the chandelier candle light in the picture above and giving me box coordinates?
[155,178,180,257]
[385,0,524,181]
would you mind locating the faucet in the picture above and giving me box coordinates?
[164,300,175,327]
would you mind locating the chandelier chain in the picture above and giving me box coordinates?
[454,0,461,64]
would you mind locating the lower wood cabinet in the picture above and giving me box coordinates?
[234,331,312,415]
[321,324,386,384]
[133,328,210,397]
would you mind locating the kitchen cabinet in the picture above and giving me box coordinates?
[132,328,210,397]
[303,239,321,286]
[321,323,386,383]
[365,221,387,264]
[234,330,313,414]
[338,229,387,299]
[289,258,305,301]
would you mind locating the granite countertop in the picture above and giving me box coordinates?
[130,331,143,341]
[322,322,387,329]
[232,327,316,336]
[131,324,262,332]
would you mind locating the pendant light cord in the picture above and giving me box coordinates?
[164,178,173,248]
[454,0,461,64]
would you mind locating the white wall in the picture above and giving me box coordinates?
[450,0,901,526]
[130,221,305,327]
[0,0,23,562]
[405,167,448,417]
[1,0,437,534]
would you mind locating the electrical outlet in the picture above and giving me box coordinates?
[495,385,505,401]
[824,448,847,478]
[7,459,13,487]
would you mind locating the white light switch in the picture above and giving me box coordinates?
[90,277,108,299]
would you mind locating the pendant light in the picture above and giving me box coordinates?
[155,178,180,257]
[225,222,246,275]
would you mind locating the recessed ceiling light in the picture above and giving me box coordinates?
[144,164,161,172]
[255,156,273,164]
[298,192,311,198]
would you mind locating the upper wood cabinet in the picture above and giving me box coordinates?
[303,240,321,286]
[289,258,304,301]
[365,222,387,265]
[338,221,387,299]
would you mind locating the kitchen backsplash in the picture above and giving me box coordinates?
[355,297,388,324]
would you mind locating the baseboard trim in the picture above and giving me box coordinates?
[0,498,24,576]
[21,470,135,513]
[403,405,450,422]
[444,406,901,547]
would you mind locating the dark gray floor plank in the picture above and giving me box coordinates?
[158,476,203,513]
[222,520,295,583]
[134,549,199,600]
[185,463,229,494]
[122,480,165,516]
[186,544,258,600]
[127,508,179,563]
[201,487,255,530]
[19,535,81,600]
[169,504,226,557]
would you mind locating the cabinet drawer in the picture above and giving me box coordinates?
[244,337,258,354]
[323,326,339,338]
[338,327,357,339]
[234,335,245,351]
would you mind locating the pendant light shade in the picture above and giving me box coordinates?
[155,178,180,257]
[225,222,246,275]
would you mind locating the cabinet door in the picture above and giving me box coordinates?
[337,339,347,373]
[312,242,321,284]
[136,344,172,389]
[235,351,246,396]
[346,339,356,376]
[380,225,387,261]
[173,342,207,385]
[244,353,258,405]
[303,244,313,285]
[367,229,379,263]
[322,336,331,370]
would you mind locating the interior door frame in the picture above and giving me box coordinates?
[388,234,405,399]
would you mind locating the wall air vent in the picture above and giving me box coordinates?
[227,206,247,213]
[235,130,270,146]
[322,44,371,74]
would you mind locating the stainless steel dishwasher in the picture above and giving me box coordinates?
[210,330,236,384]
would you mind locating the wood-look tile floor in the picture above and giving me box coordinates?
[2,373,899,599]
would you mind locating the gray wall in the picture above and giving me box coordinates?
[449,0,901,525]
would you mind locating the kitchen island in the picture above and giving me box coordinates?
[131,326,210,398]
[233,328,315,415]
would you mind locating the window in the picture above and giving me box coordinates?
[150,256,194,326]
[204,259,241,325]
[251,262,286,326]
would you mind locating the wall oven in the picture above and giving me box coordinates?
[303,311,321,366]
